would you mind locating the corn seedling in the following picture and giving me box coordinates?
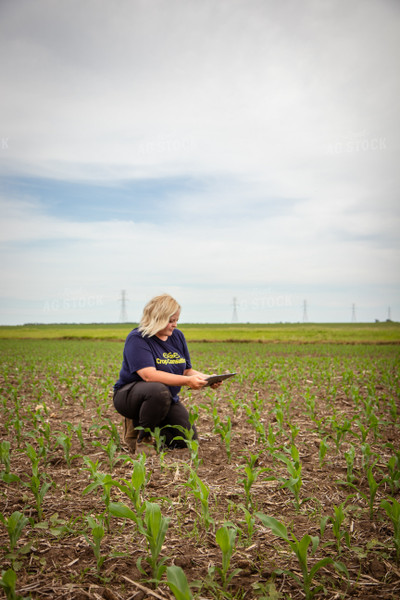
[367,412,380,440]
[25,443,40,477]
[227,392,241,416]
[245,406,267,444]
[0,440,11,475]
[136,425,166,453]
[92,438,125,470]
[238,452,269,510]
[289,423,300,444]
[111,454,147,514]
[212,524,240,589]
[188,404,199,428]
[83,468,114,531]
[272,404,285,436]
[275,445,306,511]
[88,421,103,439]
[360,442,376,470]
[166,564,193,600]
[385,449,400,494]
[55,431,79,467]
[8,413,22,448]
[82,456,101,477]
[363,465,385,520]
[380,497,400,561]
[388,396,398,422]
[64,421,85,450]
[46,512,81,538]
[354,419,369,443]
[22,462,53,522]
[252,580,282,599]
[101,419,121,449]
[38,420,52,445]
[215,416,233,463]
[140,501,170,584]
[172,425,201,468]
[318,437,329,468]
[32,436,49,464]
[266,423,277,451]
[239,504,256,544]
[185,468,214,531]
[256,513,348,600]
[0,511,29,554]
[338,464,384,520]
[212,407,221,434]
[344,445,356,483]
[330,416,354,453]
[109,500,170,585]
[153,426,167,453]
[0,568,30,600]
[84,516,106,573]
[321,502,351,555]
[304,389,317,421]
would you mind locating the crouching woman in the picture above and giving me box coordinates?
[113,293,209,453]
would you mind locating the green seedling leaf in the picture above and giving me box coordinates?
[1,511,29,552]
[109,502,137,523]
[0,567,30,599]
[166,565,193,600]
[256,513,289,541]
[309,556,333,580]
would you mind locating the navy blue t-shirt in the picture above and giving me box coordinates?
[114,328,192,402]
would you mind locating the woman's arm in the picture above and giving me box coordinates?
[184,368,223,389]
[184,367,208,378]
[137,366,208,389]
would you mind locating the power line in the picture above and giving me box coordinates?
[119,290,128,323]
[232,297,238,323]
[302,300,308,323]
[351,303,357,323]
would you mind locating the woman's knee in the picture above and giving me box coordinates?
[133,382,172,426]
[113,387,132,418]
[140,382,171,408]
[114,381,171,420]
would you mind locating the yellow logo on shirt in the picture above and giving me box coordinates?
[156,352,186,365]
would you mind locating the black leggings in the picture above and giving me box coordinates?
[113,381,197,447]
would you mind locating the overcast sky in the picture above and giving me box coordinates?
[0,0,399,325]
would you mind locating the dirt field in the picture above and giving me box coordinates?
[1,339,399,599]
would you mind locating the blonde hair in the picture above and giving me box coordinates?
[138,294,181,337]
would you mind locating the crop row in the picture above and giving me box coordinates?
[0,339,399,599]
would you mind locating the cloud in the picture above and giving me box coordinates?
[0,0,399,323]
[1,0,398,179]
[1,184,397,296]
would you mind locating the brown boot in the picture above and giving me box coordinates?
[123,418,138,453]
[136,434,157,456]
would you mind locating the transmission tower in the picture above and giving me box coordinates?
[232,297,238,323]
[388,306,392,321]
[302,300,308,323]
[351,303,357,323]
[119,290,128,323]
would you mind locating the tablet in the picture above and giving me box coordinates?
[205,372,236,386]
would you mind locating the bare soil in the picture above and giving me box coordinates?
[1,343,400,600]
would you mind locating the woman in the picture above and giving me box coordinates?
[113,293,212,454]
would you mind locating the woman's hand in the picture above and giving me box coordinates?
[187,374,208,389]
[210,380,223,389]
